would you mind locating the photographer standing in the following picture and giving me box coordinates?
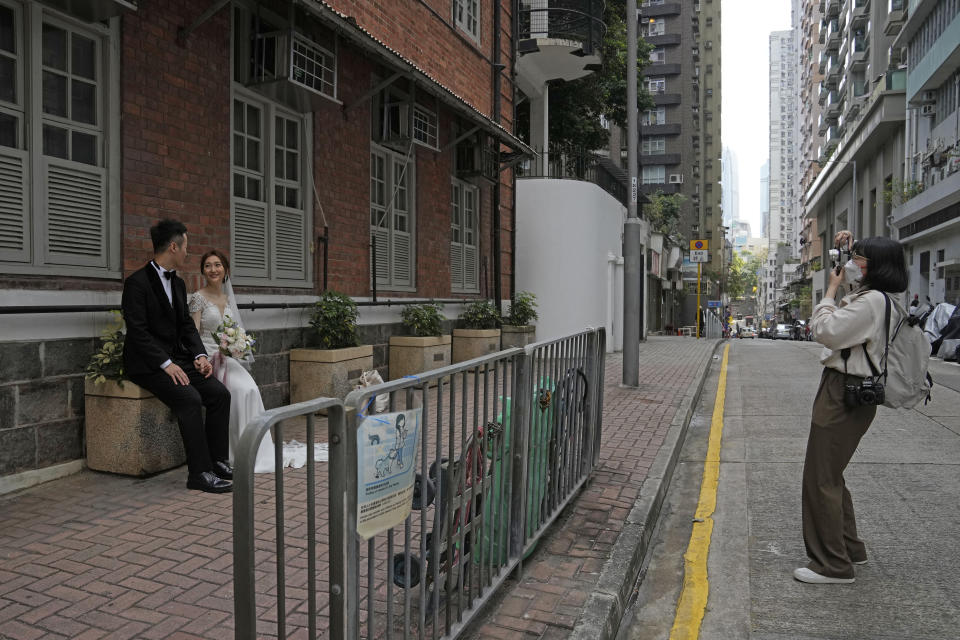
[796,232,908,584]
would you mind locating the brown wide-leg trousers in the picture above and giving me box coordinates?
[802,367,877,578]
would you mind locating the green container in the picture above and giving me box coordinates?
[478,378,554,566]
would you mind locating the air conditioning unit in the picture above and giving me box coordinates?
[921,90,937,103]
[669,174,684,184]
[921,104,936,117]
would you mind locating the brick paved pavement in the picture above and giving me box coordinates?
[0,336,717,640]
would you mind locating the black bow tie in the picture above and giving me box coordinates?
[163,270,175,280]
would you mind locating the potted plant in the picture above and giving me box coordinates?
[83,311,184,476]
[389,303,451,380]
[501,291,539,349]
[453,300,502,363]
[290,291,373,403]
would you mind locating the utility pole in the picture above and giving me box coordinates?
[623,0,642,387]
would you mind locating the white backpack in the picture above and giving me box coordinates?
[879,293,933,409]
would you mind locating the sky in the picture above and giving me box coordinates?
[722,0,792,236]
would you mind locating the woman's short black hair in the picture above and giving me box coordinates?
[853,236,907,293]
[150,218,187,253]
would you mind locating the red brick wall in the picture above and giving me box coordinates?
[120,0,232,278]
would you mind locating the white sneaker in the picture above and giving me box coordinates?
[793,567,855,584]
[852,559,867,565]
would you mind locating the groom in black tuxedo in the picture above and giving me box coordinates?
[122,219,233,493]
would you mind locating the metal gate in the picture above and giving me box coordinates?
[234,328,606,639]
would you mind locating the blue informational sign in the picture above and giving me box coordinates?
[707,300,722,308]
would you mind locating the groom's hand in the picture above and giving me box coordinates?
[195,356,213,378]
[163,362,190,386]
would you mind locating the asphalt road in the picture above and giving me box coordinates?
[617,338,960,640]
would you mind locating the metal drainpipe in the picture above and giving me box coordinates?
[509,0,519,313]
[492,0,503,311]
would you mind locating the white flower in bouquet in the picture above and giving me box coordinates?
[212,315,256,360]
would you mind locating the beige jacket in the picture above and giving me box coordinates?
[811,287,901,378]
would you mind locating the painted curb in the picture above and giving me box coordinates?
[570,339,725,640]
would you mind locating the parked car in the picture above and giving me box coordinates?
[775,324,793,340]
[739,327,757,339]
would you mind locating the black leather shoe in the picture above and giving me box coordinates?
[212,460,233,480]
[186,471,232,493]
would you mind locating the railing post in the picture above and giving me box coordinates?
[329,405,359,639]
[508,349,532,560]
[233,429,258,640]
[593,329,606,467]
[583,330,600,474]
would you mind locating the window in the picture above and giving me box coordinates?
[647,77,666,93]
[646,19,665,37]
[649,47,665,64]
[0,2,118,275]
[454,0,479,42]
[642,165,665,184]
[230,94,311,284]
[642,107,666,125]
[451,178,478,292]
[371,145,415,289]
[413,105,438,149]
[642,137,666,155]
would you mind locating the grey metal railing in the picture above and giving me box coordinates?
[518,0,607,56]
[703,310,724,339]
[233,328,606,640]
[517,146,628,206]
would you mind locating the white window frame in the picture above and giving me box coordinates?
[0,1,120,277]
[229,89,312,287]
[642,136,666,155]
[370,143,416,291]
[649,47,666,64]
[646,18,665,37]
[647,77,666,93]
[453,0,480,43]
[451,177,479,293]
[642,165,666,184]
[642,107,666,126]
[413,105,438,150]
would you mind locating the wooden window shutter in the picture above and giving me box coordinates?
[43,159,107,268]
[464,244,477,291]
[391,230,412,286]
[272,206,305,281]
[0,149,29,263]
[232,200,269,278]
[450,241,463,290]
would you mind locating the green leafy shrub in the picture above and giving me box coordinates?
[400,303,444,337]
[459,300,502,330]
[310,291,360,350]
[507,291,539,326]
[85,310,126,385]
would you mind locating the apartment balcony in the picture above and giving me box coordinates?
[645,33,681,46]
[641,153,682,166]
[643,62,682,76]
[825,90,843,117]
[516,146,628,207]
[826,0,841,15]
[818,49,829,74]
[850,33,869,69]
[837,71,848,98]
[653,92,682,105]
[516,0,606,89]
[818,80,830,104]
[884,0,906,35]
[826,18,842,50]
[836,113,848,136]
[852,76,870,97]
[851,0,870,26]
[818,19,827,44]
[641,2,682,17]
[643,123,682,136]
[818,111,837,135]
[825,55,843,86]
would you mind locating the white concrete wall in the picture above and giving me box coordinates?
[515,178,626,348]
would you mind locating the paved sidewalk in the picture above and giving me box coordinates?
[0,336,718,640]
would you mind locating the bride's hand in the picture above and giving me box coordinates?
[195,355,213,378]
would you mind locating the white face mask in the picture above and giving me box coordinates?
[843,259,862,285]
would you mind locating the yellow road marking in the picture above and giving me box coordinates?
[669,343,730,640]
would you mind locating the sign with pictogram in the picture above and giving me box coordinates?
[690,239,708,251]
[690,250,709,263]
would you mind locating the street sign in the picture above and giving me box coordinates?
[707,300,722,308]
[690,249,709,263]
[631,177,637,204]
[690,239,709,251]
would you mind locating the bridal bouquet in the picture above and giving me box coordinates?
[212,315,256,360]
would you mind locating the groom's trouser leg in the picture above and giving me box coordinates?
[184,363,230,464]
[129,367,229,475]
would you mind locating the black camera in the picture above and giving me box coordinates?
[844,378,885,408]
[829,248,852,272]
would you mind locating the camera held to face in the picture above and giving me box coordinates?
[829,248,852,271]
[844,377,885,408]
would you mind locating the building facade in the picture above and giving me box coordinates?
[891,0,960,306]
[721,145,739,228]
[0,0,525,482]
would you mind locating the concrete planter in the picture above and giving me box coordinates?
[84,380,185,477]
[501,325,537,349]
[389,335,452,380]
[289,345,374,403]
[452,328,502,363]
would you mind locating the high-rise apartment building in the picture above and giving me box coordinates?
[798,0,826,275]
[698,0,723,282]
[803,0,905,303]
[721,146,740,228]
[891,1,960,306]
[769,30,800,255]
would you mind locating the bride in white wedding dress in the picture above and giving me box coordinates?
[189,250,275,473]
